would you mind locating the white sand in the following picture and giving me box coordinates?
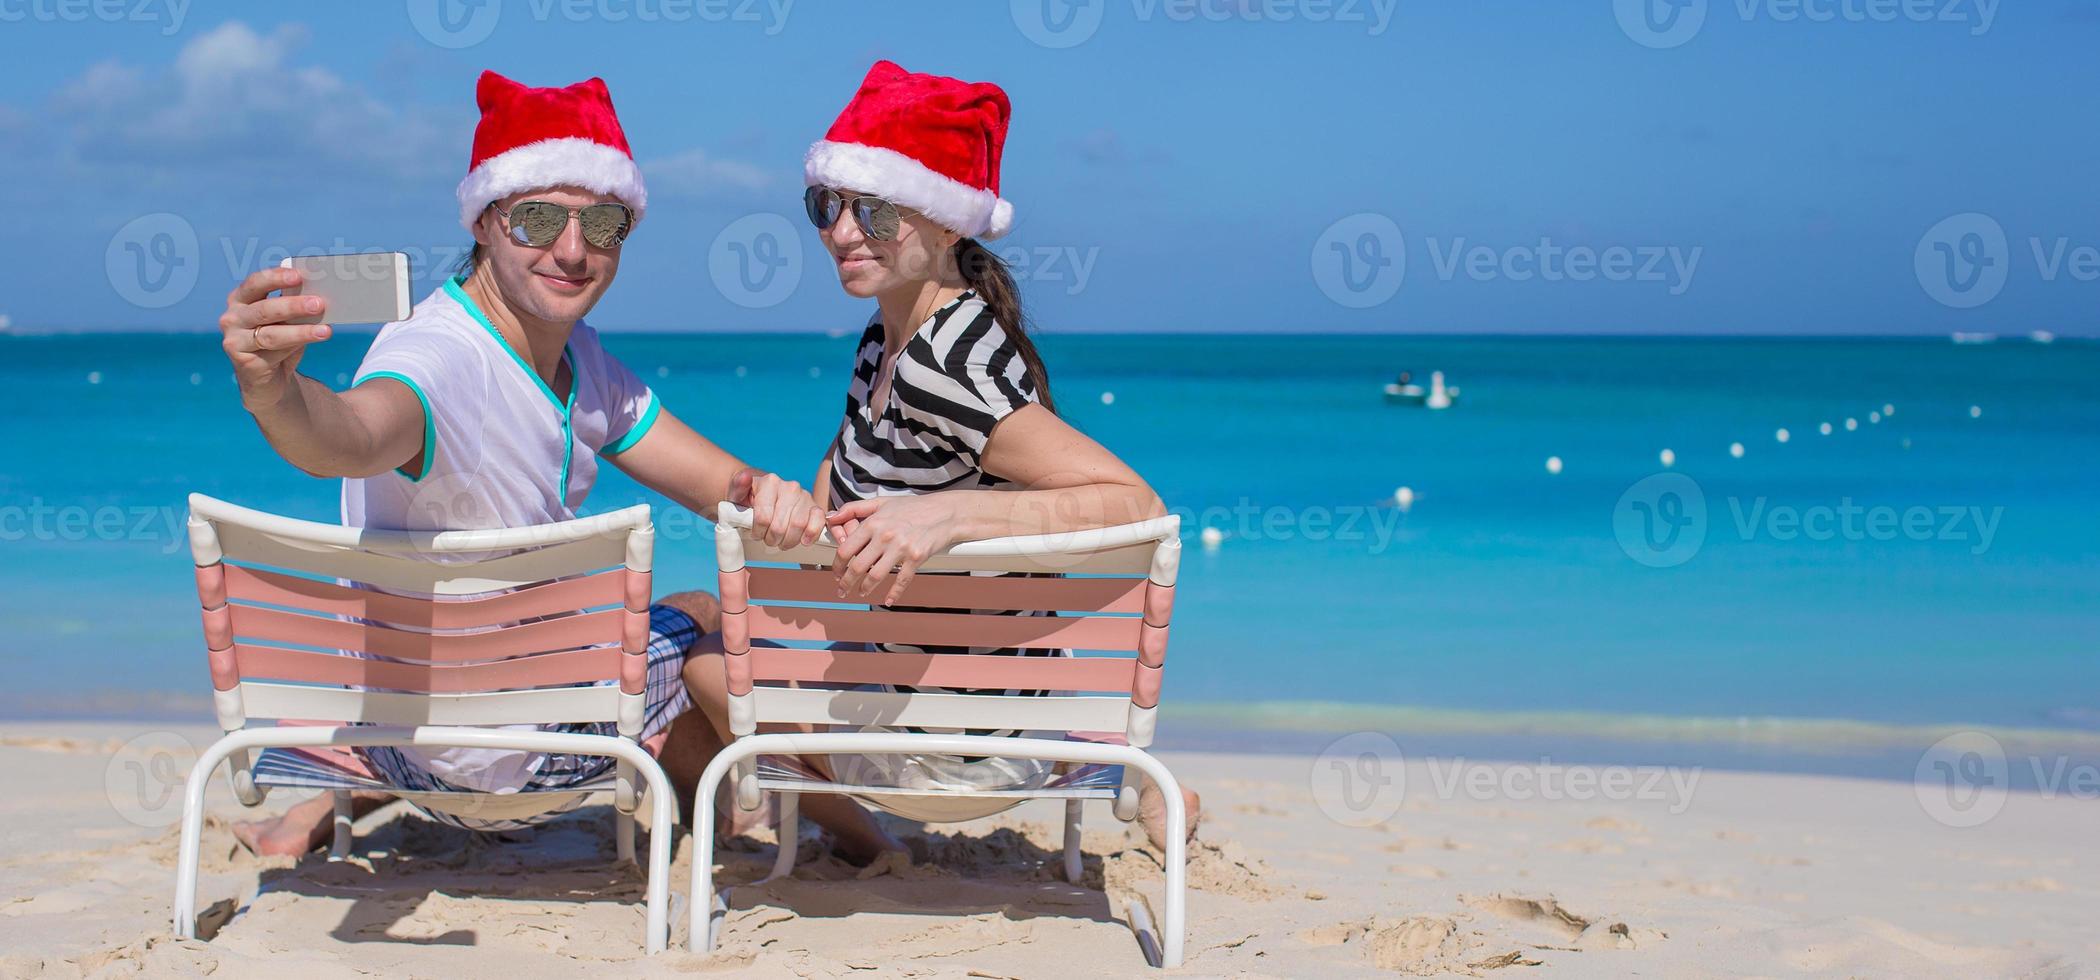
[3,721,2095,978]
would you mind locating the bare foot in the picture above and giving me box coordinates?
[1139,783,1202,850]
[231,792,392,858]
[231,795,334,857]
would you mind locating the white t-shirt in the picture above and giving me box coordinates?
[340,276,661,791]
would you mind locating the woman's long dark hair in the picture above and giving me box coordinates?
[953,238,1056,414]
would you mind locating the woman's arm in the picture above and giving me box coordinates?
[826,404,1166,601]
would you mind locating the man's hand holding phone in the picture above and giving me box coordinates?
[219,266,333,412]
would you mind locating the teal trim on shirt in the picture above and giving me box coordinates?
[352,371,435,482]
[603,391,661,456]
[446,275,579,504]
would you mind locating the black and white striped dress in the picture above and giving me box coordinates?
[826,290,1060,733]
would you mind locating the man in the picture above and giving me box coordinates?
[214,70,835,856]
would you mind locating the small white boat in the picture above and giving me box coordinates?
[1951,332,1996,345]
[1384,370,1458,409]
[2030,330,2056,344]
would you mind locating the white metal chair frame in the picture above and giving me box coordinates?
[175,494,678,953]
[689,504,1189,967]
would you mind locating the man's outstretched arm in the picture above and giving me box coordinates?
[219,266,425,479]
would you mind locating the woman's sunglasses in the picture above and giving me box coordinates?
[491,200,635,250]
[803,186,906,242]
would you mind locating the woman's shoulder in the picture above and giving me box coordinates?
[909,293,1010,370]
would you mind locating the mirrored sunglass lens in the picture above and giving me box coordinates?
[579,205,629,248]
[804,188,840,229]
[856,199,900,240]
[511,202,568,245]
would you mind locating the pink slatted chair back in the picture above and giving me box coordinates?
[184,494,654,728]
[713,505,1182,743]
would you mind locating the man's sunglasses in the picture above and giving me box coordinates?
[490,200,635,249]
[803,186,908,242]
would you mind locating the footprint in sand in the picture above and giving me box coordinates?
[1461,893,1667,951]
[1296,916,1541,974]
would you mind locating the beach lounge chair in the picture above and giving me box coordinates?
[173,494,678,953]
[690,504,1190,967]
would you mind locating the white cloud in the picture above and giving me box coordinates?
[48,21,464,185]
[641,146,776,200]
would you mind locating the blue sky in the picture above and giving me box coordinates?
[2,0,2097,334]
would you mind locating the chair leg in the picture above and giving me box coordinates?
[690,757,727,953]
[327,791,353,862]
[767,793,800,881]
[174,737,237,939]
[1155,768,1188,969]
[616,809,636,867]
[1062,799,1084,884]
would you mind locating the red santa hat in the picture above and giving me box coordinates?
[456,71,647,230]
[805,61,1014,240]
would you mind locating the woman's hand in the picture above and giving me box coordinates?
[728,467,825,549]
[826,495,961,604]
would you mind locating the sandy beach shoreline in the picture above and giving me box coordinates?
[4,719,2095,978]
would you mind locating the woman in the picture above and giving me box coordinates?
[683,60,1199,853]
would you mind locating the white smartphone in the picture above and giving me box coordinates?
[278,252,412,325]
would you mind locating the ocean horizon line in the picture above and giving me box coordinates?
[5,326,2095,342]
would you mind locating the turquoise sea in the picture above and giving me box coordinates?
[3,332,2096,777]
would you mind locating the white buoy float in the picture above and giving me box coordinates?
[1729,442,1745,459]
[1393,486,1415,512]
[735,365,748,377]
[1844,417,1858,431]
[809,367,821,378]
[1819,422,1833,436]
[336,373,349,386]
[188,372,202,385]
[1882,403,1895,417]
[1199,526,1224,550]
[1969,405,1982,418]
[657,366,670,379]
[1425,371,1452,411]
[87,371,102,385]
[1869,411,1881,424]
[1659,448,1676,468]
[1775,428,1791,443]
[1545,456,1563,475]
[1100,391,1115,406]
